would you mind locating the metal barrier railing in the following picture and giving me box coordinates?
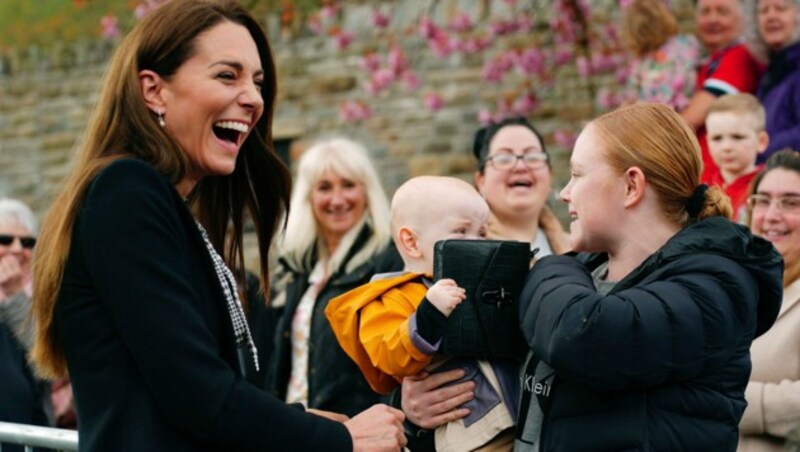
[0,422,78,451]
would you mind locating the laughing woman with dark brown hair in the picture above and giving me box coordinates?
[28,1,404,451]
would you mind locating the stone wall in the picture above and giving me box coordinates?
[0,40,115,216]
[0,0,695,263]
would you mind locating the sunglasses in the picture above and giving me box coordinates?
[0,234,36,249]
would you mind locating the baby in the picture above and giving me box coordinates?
[327,176,518,451]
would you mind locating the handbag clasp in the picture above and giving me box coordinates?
[481,287,513,308]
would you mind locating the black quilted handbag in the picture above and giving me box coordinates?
[433,239,535,359]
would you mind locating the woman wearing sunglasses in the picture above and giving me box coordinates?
[0,198,36,322]
[0,198,52,447]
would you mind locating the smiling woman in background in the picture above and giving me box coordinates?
[740,149,800,451]
[473,117,570,254]
[266,137,404,417]
[0,199,52,452]
[747,0,800,161]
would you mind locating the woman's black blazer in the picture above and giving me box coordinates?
[55,159,351,451]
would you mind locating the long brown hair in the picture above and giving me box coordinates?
[592,103,732,225]
[31,0,290,379]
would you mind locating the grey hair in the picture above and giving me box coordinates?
[279,137,391,275]
[744,0,800,63]
[694,0,750,43]
[0,198,37,235]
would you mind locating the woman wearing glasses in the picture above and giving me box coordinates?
[0,198,52,446]
[473,117,569,253]
[740,149,800,451]
[400,117,570,448]
[0,200,36,304]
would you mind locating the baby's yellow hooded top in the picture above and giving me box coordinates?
[325,272,435,394]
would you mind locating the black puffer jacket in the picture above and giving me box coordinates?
[265,226,403,417]
[518,217,783,451]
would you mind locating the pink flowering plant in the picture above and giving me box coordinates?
[294,0,632,127]
[96,0,636,144]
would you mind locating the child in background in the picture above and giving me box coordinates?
[703,93,769,222]
[326,176,518,452]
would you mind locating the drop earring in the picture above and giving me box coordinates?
[157,110,166,128]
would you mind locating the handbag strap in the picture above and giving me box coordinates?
[468,243,508,347]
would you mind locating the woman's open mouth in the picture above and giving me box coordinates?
[212,121,249,148]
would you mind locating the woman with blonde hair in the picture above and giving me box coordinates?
[621,0,699,110]
[266,136,402,417]
[516,103,782,450]
[28,1,404,450]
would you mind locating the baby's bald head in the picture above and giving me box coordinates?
[391,176,489,273]
[391,176,478,232]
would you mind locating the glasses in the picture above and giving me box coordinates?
[747,194,800,213]
[484,152,548,171]
[0,234,36,249]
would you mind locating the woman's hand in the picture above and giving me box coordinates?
[345,404,406,451]
[0,254,24,301]
[401,369,475,430]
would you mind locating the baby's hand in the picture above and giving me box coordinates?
[426,279,466,317]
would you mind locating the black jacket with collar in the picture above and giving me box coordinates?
[266,226,403,416]
[518,216,783,451]
[56,159,351,451]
